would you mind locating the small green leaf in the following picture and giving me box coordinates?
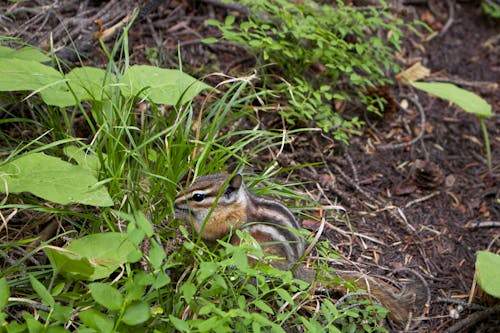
[23,312,45,333]
[29,274,54,307]
[252,300,274,314]
[202,37,218,44]
[275,288,293,304]
[47,325,70,333]
[125,275,148,302]
[197,261,218,282]
[51,282,65,296]
[0,152,113,206]
[79,309,114,333]
[135,211,154,237]
[169,315,190,331]
[152,270,171,289]
[149,239,166,270]
[180,282,196,302]
[126,222,145,246]
[5,320,26,332]
[411,82,493,118]
[122,301,150,325]
[52,304,74,323]
[225,15,236,26]
[89,283,123,311]
[476,251,500,297]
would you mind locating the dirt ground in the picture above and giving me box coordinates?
[1,0,499,332]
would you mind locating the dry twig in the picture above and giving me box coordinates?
[376,95,426,151]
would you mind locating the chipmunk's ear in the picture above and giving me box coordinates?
[229,174,243,189]
[224,173,243,197]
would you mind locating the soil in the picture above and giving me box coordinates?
[1,0,499,332]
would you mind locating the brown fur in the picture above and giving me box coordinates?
[201,203,247,240]
[175,173,428,329]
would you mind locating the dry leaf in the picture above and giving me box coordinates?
[396,62,431,84]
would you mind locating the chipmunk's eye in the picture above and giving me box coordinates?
[191,193,205,202]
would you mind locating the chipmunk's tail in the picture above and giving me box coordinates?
[293,266,429,329]
[335,270,429,329]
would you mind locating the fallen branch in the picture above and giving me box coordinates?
[468,221,500,228]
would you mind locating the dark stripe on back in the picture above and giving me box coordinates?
[251,195,301,230]
[246,194,304,259]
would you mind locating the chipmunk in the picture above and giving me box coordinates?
[174,172,427,328]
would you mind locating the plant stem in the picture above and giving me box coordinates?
[479,117,492,172]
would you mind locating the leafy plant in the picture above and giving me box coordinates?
[482,0,500,18]
[0,53,210,108]
[410,81,493,171]
[0,152,113,206]
[475,251,500,298]
[206,0,408,141]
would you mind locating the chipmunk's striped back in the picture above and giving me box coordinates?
[174,172,305,269]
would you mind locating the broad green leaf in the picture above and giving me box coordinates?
[119,65,211,105]
[66,232,142,280]
[169,315,190,331]
[411,82,493,118]
[75,328,95,333]
[5,320,26,332]
[63,146,103,177]
[29,274,55,307]
[197,261,218,283]
[148,239,166,270]
[476,250,500,297]
[113,210,145,245]
[0,58,62,92]
[89,283,123,311]
[196,316,220,331]
[44,246,95,280]
[152,270,171,289]
[126,220,146,246]
[79,309,114,333]
[135,211,154,237]
[122,301,150,326]
[46,325,69,333]
[0,277,9,310]
[0,46,50,62]
[52,304,73,323]
[180,282,196,302]
[253,299,274,314]
[125,274,149,302]
[0,152,113,206]
[275,288,293,304]
[23,312,45,333]
[40,67,115,107]
[51,282,65,296]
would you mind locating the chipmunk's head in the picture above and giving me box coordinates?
[174,172,249,240]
